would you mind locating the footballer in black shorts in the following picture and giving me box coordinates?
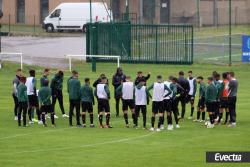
[122,99,135,111]
[195,76,206,122]
[147,75,172,131]
[80,78,95,127]
[28,95,39,108]
[82,102,93,113]
[98,99,110,113]
[220,97,228,109]
[205,77,218,128]
[206,101,216,113]
[95,77,112,128]
[152,101,164,114]
[116,76,136,128]
[163,99,172,113]
[198,97,205,110]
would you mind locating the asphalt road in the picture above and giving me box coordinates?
[1,35,86,69]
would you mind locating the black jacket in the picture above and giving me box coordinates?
[112,74,126,89]
[134,74,151,86]
[177,76,190,95]
[93,78,109,88]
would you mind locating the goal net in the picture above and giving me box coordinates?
[65,55,121,72]
[0,53,23,69]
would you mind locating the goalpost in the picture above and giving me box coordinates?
[65,55,121,72]
[0,53,23,69]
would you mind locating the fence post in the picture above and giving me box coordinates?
[191,26,194,64]
[235,6,238,26]
[196,0,200,28]
[229,0,232,66]
[20,53,23,70]
[216,7,219,28]
[92,23,98,72]
[69,56,72,72]
[155,25,158,63]
[184,29,187,62]
[33,15,36,33]
[8,14,11,33]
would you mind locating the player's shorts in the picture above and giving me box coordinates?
[81,101,93,113]
[197,97,205,109]
[187,95,195,104]
[40,105,52,114]
[220,97,228,109]
[206,101,217,112]
[135,105,147,115]
[171,99,178,112]
[152,101,164,114]
[98,99,110,113]
[122,99,135,111]
[28,95,39,107]
[163,99,172,112]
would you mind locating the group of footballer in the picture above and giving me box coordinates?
[12,67,238,130]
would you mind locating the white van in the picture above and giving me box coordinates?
[43,3,111,32]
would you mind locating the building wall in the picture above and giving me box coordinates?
[25,0,40,25]
[200,0,249,26]
[170,0,197,24]
[1,0,16,24]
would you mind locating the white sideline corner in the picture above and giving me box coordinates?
[0,52,23,69]
[65,55,121,71]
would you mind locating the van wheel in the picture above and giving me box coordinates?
[46,25,54,33]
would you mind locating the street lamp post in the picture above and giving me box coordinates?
[197,0,200,27]
[89,0,96,72]
[90,0,92,23]
[125,0,129,21]
[0,10,3,53]
[229,0,232,66]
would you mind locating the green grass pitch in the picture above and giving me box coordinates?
[0,62,249,167]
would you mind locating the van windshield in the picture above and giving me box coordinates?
[50,9,61,18]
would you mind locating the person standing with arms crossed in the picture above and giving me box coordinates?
[26,70,41,125]
[12,69,22,120]
[40,69,50,87]
[95,76,112,128]
[227,72,238,128]
[50,71,69,119]
[68,71,81,127]
[39,80,55,127]
[17,77,28,127]
[187,71,197,120]
[177,71,190,119]
[112,67,126,117]
[80,78,95,128]
[205,77,218,129]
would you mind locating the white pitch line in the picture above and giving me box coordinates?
[0,119,127,141]
[0,127,75,141]
[204,54,241,60]
[0,133,154,155]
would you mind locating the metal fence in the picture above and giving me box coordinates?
[0,15,45,34]
[193,34,242,64]
[86,22,193,64]
[113,0,250,27]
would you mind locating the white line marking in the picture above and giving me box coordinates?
[0,133,154,155]
[0,127,75,141]
[204,54,241,60]
[0,119,125,141]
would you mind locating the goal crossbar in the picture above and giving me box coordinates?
[65,55,121,72]
[0,52,23,69]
